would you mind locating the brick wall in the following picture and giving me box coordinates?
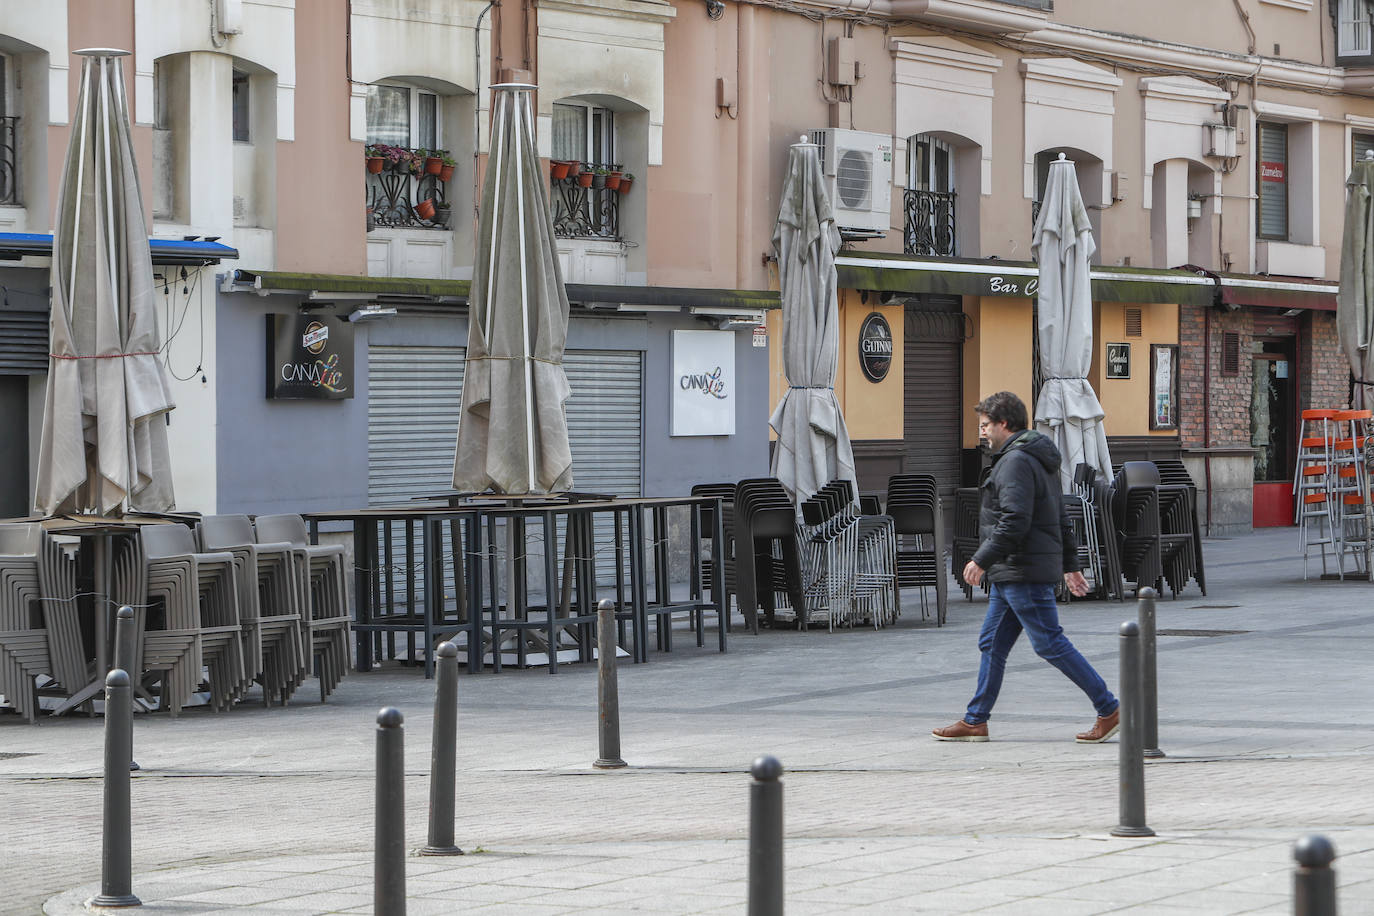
[1300,310,1347,412]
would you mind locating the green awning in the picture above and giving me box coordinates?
[233,270,472,299]
[835,252,1217,307]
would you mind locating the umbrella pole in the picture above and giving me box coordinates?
[512,92,537,492]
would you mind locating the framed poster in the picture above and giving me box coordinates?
[1149,344,1178,430]
[671,329,735,436]
[1106,342,1130,379]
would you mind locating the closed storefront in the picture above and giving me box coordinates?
[903,299,964,508]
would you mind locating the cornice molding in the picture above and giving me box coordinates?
[536,0,677,25]
[890,36,1004,74]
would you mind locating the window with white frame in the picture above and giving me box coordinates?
[1257,122,1288,240]
[550,101,622,240]
[552,102,615,167]
[905,134,957,256]
[232,69,250,143]
[0,51,14,206]
[1355,131,1374,164]
[366,83,439,151]
[1340,0,1374,56]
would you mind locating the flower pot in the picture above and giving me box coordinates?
[605,171,622,191]
[438,164,455,182]
[366,156,385,174]
[391,160,411,175]
[566,161,582,177]
[576,171,595,188]
[434,207,452,229]
[591,174,607,190]
[617,176,633,195]
[425,156,443,175]
[550,159,572,180]
[415,199,436,221]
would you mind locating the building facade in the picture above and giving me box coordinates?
[0,0,1369,532]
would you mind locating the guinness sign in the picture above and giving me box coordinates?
[858,312,893,382]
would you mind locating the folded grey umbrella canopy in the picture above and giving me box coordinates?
[1339,157,1374,411]
[453,83,574,495]
[35,48,176,516]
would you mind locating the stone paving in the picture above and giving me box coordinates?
[3,527,1374,914]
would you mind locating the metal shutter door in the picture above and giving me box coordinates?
[564,350,643,497]
[903,305,964,514]
[0,310,49,375]
[367,345,465,506]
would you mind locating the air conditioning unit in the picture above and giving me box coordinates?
[809,128,893,235]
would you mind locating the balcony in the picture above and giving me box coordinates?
[1,116,18,206]
[551,161,626,241]
[365,146,454,230]
[903,188,957,257]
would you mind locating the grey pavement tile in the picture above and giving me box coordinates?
[973,898,1114,915]
[1147,887,1289,914]
[250,889,374,911]
[164,884,315,906]
[465,903,583,914]
[785,880,913,906]
[519,885,658,908]
[255,871,373,894]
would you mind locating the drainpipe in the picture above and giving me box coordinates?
[474,0,495,239]
[1203,303,1213,535]
[736,3,755,288]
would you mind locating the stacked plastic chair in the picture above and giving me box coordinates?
[1110,462,1166,596]
[690,482,738,621]
[198,515,307,705]
[254,514,351,701]
[0,524,51,722]
[1293,408,1340,578]
[39,533,86,710]
[732,479,805,632]
[886,474,947,625]
[951,487,985,600]
[1152,459,1207,596]
[139,524,245,715]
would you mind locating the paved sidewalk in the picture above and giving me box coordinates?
[4,527,1373,914]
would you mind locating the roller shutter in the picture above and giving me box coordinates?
[903,301,964,515]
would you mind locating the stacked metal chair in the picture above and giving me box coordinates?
[198,515,307,705]
[691,482,738,621]
[1329,409,1372,577]
[1069,465,1125,600]
[1293,408,1340,578]
[951,486,985,600]
[0,524,51,722]
[39,533,86,710]
[1152,459,1207,596]
[139,524,245,715]
[732,479,805,632]
[795,479,896,630]
[254,514,351,702]
[1110,462,1166,596]
[885,474,947,625]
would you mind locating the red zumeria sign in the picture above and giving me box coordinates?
[1260,161,1286,182]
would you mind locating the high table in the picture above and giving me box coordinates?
[305,494,727,676]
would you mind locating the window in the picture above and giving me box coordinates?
[0,52,14,206]
[909,135,953,192]
[365,83,438,150]
[1356,131,1374,165]
[1257,122,1288,240]
[1340,0,1374,56]
[904,134,957,257]
[551,102,621,241]
[232,69,250,143]
[552,102,614,166]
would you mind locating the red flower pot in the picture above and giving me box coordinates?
[617,176,633,194]
[550,160,572,180]
[566,161,582,177]
[605,172,622,191]
[438,164,455,182]
[366,156,385,174]
[576,171,594,188]
[415,199,436,221]
[425,156,443,175]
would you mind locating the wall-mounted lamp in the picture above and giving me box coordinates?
[704,0,724,19]
[348,305,398,323]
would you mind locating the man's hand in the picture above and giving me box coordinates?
[1065,571,1089,597]
[963,560,985,587]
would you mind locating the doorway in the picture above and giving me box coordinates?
[1250,338,1297,484]
[0,375,29,518]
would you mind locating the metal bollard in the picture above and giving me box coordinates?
[594,599,627,769]
[748,755,784,916]
[420,643,462,856]
[1137,588,1165,759]
[114,607,140,772]
[1110,621,1155,837]
[375,708,406,916]
[1293,835,1337,916]
[91,669,141,908]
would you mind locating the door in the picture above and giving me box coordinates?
[0,376,27,517]
[1250,339,1297,484]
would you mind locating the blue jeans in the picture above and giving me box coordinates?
[964,581,1118,725]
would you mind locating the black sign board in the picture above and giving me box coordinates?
[266,314,354,399]
[858,312,893,382]
[1106,342,1130,379]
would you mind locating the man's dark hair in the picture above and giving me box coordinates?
[975,391,1029,432]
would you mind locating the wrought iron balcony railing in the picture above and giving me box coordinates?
[903,188,956,257]
[552,162,622,240]
[0,116,18,206]
[365,147,452,230]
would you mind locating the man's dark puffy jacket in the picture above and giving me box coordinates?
[970,428,1079,584]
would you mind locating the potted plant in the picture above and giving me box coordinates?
[617,172,634,194]
[550,159,573,181]
[365,145,385,174]
[566,160,582,178]
[414,198,436,221]
[605,169,622,191]
[425,149,445,175]
[405,149,424,176]
[591,166,609,190]
[439,153,456,182]
[576,168,595,189]
[433,200,452,228]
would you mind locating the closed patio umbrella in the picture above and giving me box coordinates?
[35,48,176,516]
[1032,153,1111,492]
[768,137,857,504]
[452,83,573,495]
[1339,152,1374,410]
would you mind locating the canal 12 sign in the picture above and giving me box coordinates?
[266,313,354,399]
[858,312,893,382]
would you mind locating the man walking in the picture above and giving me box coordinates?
[933,391,1119,743]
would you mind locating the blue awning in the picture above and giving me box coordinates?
[0,232,239,265]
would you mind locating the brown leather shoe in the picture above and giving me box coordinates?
[1075,707,1120,744]
[932,719,989,742]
